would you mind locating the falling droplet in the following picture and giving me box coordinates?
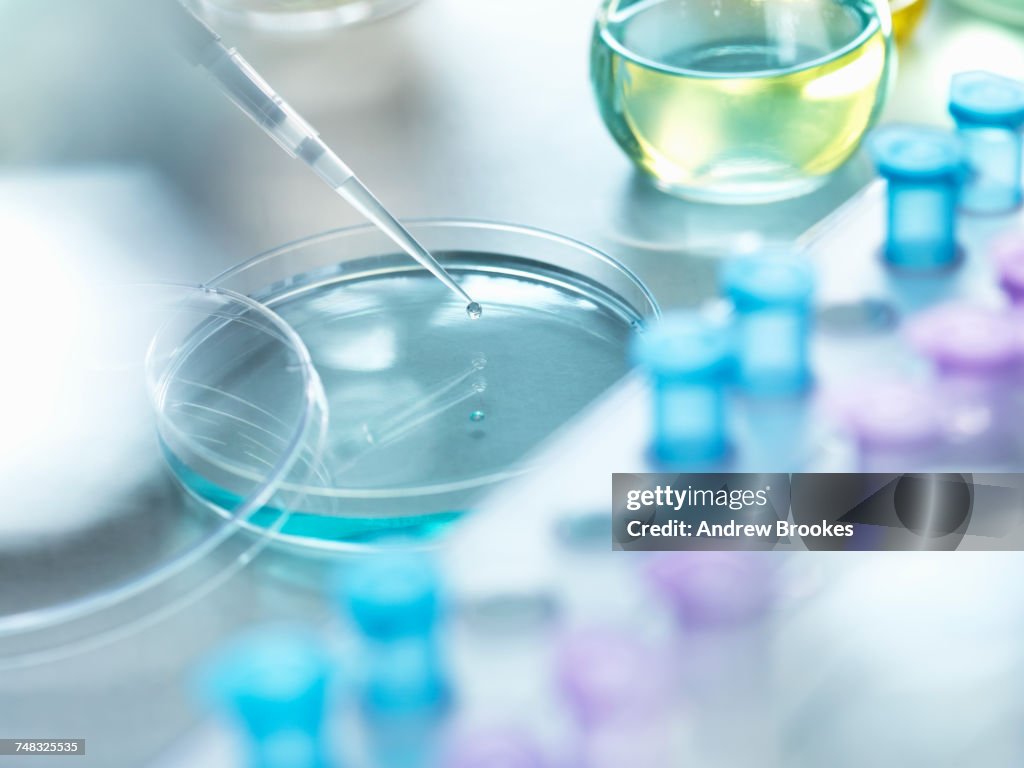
[469,410,486,423]
[467,302,482,320]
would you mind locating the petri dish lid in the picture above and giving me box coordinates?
[0,283,327,665]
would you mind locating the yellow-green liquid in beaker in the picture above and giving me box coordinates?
[591,0,892,203]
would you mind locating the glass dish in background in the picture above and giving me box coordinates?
[192,0,421,31]
[591,0,895,204]
[204,221,659,551]
[0,284,327,665]
[949,0,1024,26]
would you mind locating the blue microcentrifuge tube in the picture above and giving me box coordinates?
[199,626,335,768]
[949,71,1024,215]
[631,312,733,466]
[870,125,966,271]
[338,555,450,768]
[721,253,815,396]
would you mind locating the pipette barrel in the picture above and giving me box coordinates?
[949,71,1024,215]
[171,3,331,162]
[632,313,733,466]
[721,253,814,396]
[870,126,965,271]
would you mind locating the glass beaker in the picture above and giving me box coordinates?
[591,0,895,204]
[193,0,421,32]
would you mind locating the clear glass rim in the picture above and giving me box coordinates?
[192,0,421,33]
[596,0,892,81]
[0,282,327,655]
[206,218,660,502]
[212,218,660,317]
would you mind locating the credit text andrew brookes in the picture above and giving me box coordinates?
[616,479,852,547]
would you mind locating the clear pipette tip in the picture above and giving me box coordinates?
[332,174,481,317]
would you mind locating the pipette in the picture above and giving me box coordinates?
[171,2,481,319]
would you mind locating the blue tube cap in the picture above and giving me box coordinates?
[950,71,1024,128]
[340,554,442,639]
[631,312,733,381]
[199,625,333,748]
[870,125,965,182]
[721,254,814,311]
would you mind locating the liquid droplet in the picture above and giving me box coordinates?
[469,410,486,423]
[466,302,482,320]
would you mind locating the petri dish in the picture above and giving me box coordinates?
[205,220,659,550]
[192,0,421,32]
[0,284,327,665]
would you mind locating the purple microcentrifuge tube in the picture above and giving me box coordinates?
[555,630,667,729]
[907,305,1022,463]
[441,728,548,768]
[556,630,677,768]
[993,232,1024,305]
[643,553,777,766]
[907,304,1020,376]
[837,377,948,473]
[643,552,775,630]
